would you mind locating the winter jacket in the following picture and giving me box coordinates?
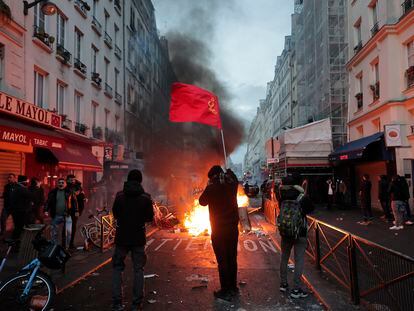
[2,182,17,211]
[389,177,410,202]
[378,179,389,201]
[199,170,239,232]
[10,183,32,214]
[46,187,78,218]
[28,185,45,209]
[276,185,314,237]
[112,181,154,246]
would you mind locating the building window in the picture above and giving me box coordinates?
[372,118,381,132]
[114,68,119,93]
[74,29,82,61]
[104,58,109,84]
[34,70,46,108]
[34,4,46,30]
[115,115,119,132]
[357,125,364,138]
[92,46,98,73]
[0,44,4,85]
[356,75,363,110]
[92,102,98,128]
[354,19,362,53]
[371,1,378,36]
[57,13,66,47]
[114,24,119,46]
[130,7,135,30]
[56,82,65,115]
[74,92,81,124]
[407,41,414,88]
[104,10,109,33]
[92,0,98,17]
[105,109,109,130]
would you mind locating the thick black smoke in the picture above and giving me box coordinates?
[145,1,244,206]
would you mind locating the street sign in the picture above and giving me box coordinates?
[267,158,279,164]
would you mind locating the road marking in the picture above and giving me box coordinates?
[154,238,172,251]
[243,240,258,252]
[259,240,277,253]
[145,238,155,250]
[173,238,186,250]
[185,238,199,251]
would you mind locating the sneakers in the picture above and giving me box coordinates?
[290,288,309,299]
[405,220,414,226]
[214,289,232,302]
[279,283,289,292]
[389,225,404,230]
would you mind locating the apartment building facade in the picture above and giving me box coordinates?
[331,0,414,207]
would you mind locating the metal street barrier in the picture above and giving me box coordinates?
[306,216,414,311]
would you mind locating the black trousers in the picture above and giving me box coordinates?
[0,208,11,234]
[11,211,27,240]
[69,214,78,247]
[211,225,238,291]
[380,200,392,220]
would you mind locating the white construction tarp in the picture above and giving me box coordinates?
[276,118,333,158]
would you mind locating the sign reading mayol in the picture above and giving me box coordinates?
[0,91,61,128]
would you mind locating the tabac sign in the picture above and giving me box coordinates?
[0,91,61,128]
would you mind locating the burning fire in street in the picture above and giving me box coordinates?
[184,185,250,236]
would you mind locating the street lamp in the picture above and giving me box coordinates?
[23,0,57,16]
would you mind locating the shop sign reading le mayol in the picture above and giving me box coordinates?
[0,125,63,149]
[0,91,61,128]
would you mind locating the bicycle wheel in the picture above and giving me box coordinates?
[0,270,55,310]
[158,205,170,218]
[88,225,102,248]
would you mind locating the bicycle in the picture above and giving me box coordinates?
[0,226,70,310]
[153,201,177,228]
[81,206,116,249]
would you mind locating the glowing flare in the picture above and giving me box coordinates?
[237,185,249,207]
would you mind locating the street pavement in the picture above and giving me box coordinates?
[55,227,324,310]
[311,205,414,258]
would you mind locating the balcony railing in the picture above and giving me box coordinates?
[370,22,379,37]
[75,122,88,135]
[115,92,122,104]
[74,0,90,17]
[114,0,122,12]
[370,81,380,101]
[61,118,72,130]
[92,126,103,139]
[104,32,113,48]
[402,0,414,17]
[115,45,122,58]
[355,93,363,110]
[406,66,414,88]
[56,44,71,63]
[91,16,102,35]
[33,25,54,47]
[91,72,102,86]
[354,41,363,54]
[104,83,113,97]
[74,58,87,74]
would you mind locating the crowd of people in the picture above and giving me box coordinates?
[0,173,86,249]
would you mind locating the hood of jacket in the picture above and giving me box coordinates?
[123,180,145,196]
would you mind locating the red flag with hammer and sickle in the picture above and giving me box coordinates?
[169,83,222,129]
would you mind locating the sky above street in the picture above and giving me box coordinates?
[152,0,294,164]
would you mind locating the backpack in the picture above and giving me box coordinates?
[277,189,305,239]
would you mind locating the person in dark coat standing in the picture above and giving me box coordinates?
[28,177,45,224]
[1,173,17,235]
[358,174,373,225]
[10,175,32,240]
[112,170,154,311]
[399,176,413,223]
[378,175,392,222]
[199,166,239,302]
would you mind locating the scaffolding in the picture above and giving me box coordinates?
[294,0,348,148]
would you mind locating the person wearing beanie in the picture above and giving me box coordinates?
[111,169,154,311]
[199,165,239,302]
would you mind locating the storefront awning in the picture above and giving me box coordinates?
[329,132,388,162]
[49,143,102,171]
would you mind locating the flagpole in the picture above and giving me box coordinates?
[220,129,228,168]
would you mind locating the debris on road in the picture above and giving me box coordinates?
[185,274,209,282]
[192,284,208,290]
[147,299,157,304]
[144,274,159,279]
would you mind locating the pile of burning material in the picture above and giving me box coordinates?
[184,199,211,236]
[153,202,179,229]
[183,186,251,236]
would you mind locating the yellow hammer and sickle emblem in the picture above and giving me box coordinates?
[208,97,218,115]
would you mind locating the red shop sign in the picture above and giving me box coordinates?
[0,125,64,149]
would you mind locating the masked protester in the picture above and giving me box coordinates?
[199,166,239,302]
[0,173,17,236]
[112,170,154,311]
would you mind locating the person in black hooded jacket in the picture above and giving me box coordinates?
[199,165,239,302]
[111,170,154,311]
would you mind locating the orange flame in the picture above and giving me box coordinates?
[183,187,250,236]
